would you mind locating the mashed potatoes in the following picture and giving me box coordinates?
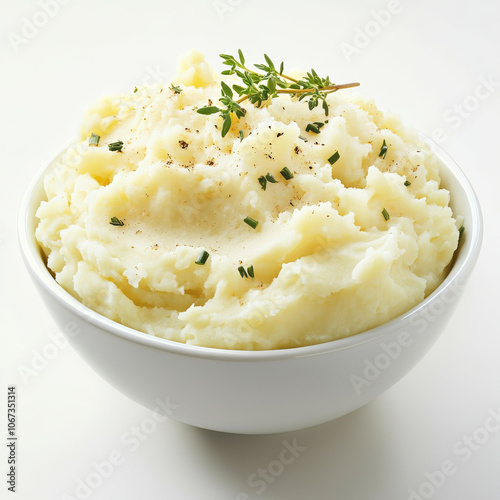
[35,51,460,350]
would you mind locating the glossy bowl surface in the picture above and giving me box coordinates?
[19,137,482,434]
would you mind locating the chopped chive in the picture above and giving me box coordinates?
[265,173,278,183]
[89,133,100,146]
[306,123,320,134]
[382,208,390,221]
[404,180,411,186]
[328,151,340,165]
[195,250,210,265]
[458,226,465,241]
[280,167,294,180]
[244,216,259,229]
[133,86,138,93]
[379,139,388,159]
[238,266,248,278]
[170,84,182,94]
[239,130,244,141]
[305,122,324,134]
[108,141,124,152]
[247,265,254,278]
[110,216,124,226]
[258,175,267,191]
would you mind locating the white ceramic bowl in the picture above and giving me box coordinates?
[19,137,482,434]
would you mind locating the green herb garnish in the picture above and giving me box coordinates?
[89,133,100,146]
[258,175,267,191]
[382,208,390,221]
[133,87,138,93]
[237,265,255,278]
[239,130,244,141]
[305,122,325,134]
[244,216,259,229]
[404,180,411,186]
[110,216,124,226]
[280,167,294,180]
[198,50,359,137]
[197,80,246,137]
[328,151,340,165]
[108,141,124,152]
[265,173,278,183]
[170,84,182,94]
[195,250,210,265]
[379,139,388,159]
[197,106,220,115]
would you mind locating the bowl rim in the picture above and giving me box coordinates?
[18,134,483,362]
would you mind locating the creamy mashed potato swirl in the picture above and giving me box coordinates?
[35,51,460,350]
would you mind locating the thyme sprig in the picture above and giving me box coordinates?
[197,50,359,137]
[197,80,246,137]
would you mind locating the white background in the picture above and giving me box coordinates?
[1,0,499,499]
